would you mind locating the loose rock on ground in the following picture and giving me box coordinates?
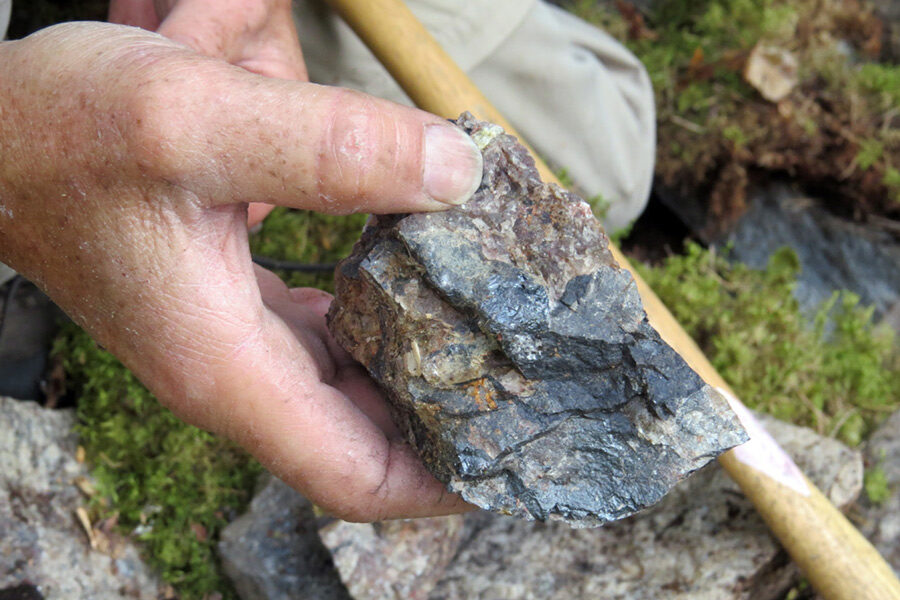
[0,397,165,599]
[219,416,861,600]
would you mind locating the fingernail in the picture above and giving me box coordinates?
[423,124,483,205]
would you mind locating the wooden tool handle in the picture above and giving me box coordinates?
[325,1,900,597]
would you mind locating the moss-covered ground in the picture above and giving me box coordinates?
[54,325,261,599]
[24,0,900,597]
[248,208,367,292]
[566,0,900,234]
[638,243,899,447]
[54,213,899,598]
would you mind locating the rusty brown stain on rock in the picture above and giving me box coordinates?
[328,114,747,527]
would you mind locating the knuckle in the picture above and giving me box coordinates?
[309,442,393,523]
[117,62,206,184]
[316,91,401,211]
[326,496,388,523]
[122,87,187,180]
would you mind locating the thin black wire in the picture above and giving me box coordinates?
[0,257,332,341]
[0,275,23,344]
[251,255,338,273]
[0,257,334,342]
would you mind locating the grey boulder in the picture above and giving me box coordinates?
[218,475,351,600]
[0,397,165,599]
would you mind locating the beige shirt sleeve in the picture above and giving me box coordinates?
[1,0,11,40]
[293,0,655,231]
[294,0,536,103]
[471,4,655,231]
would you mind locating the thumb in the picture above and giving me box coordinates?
[108,0,162,29]
[140,68,484,214]
[157,0,307,80]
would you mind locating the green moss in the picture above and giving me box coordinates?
[856,139,884,171]
[567,0,900,222]
[637,242,900,446]
[723,125,749,149]
[554,167,575,188]
[784,579,811,600]
[52,324,261,600]
[865,464,892,505]
[857,63,900,108]
[884,167,900,204]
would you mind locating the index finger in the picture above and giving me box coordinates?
[130,63,484,215]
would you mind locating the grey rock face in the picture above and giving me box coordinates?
[0,262,14,286]
[320,514,464,600]
[218,475,351,600]
[0,397,165,599]
[430,414,862,600]
[718,184,900,329]
[217,416,859,600]
[0,280,64,401]
[328,114,747,527]
[859,410,900,575]
[218,475,463,600]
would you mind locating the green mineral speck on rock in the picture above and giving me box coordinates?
[470,123,505,151]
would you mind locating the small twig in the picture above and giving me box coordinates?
[838,156,858,181]
[828,407,859,440]
[796,392,828,436]
[74,476,97,498]
[879,107,899,136]
[668,114,707,135]
[75,506,99,550]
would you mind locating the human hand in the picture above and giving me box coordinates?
[0,22,482,521]
[109,0,307,225]
[109,0,305,79]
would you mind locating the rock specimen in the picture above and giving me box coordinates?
[430,414,862,600]
[327,113,747,526]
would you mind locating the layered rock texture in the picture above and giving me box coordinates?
[430,415,862,600]
[327,114,747,526]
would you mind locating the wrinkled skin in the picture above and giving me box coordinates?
[0,11,482,521]
[108,0,306,225]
